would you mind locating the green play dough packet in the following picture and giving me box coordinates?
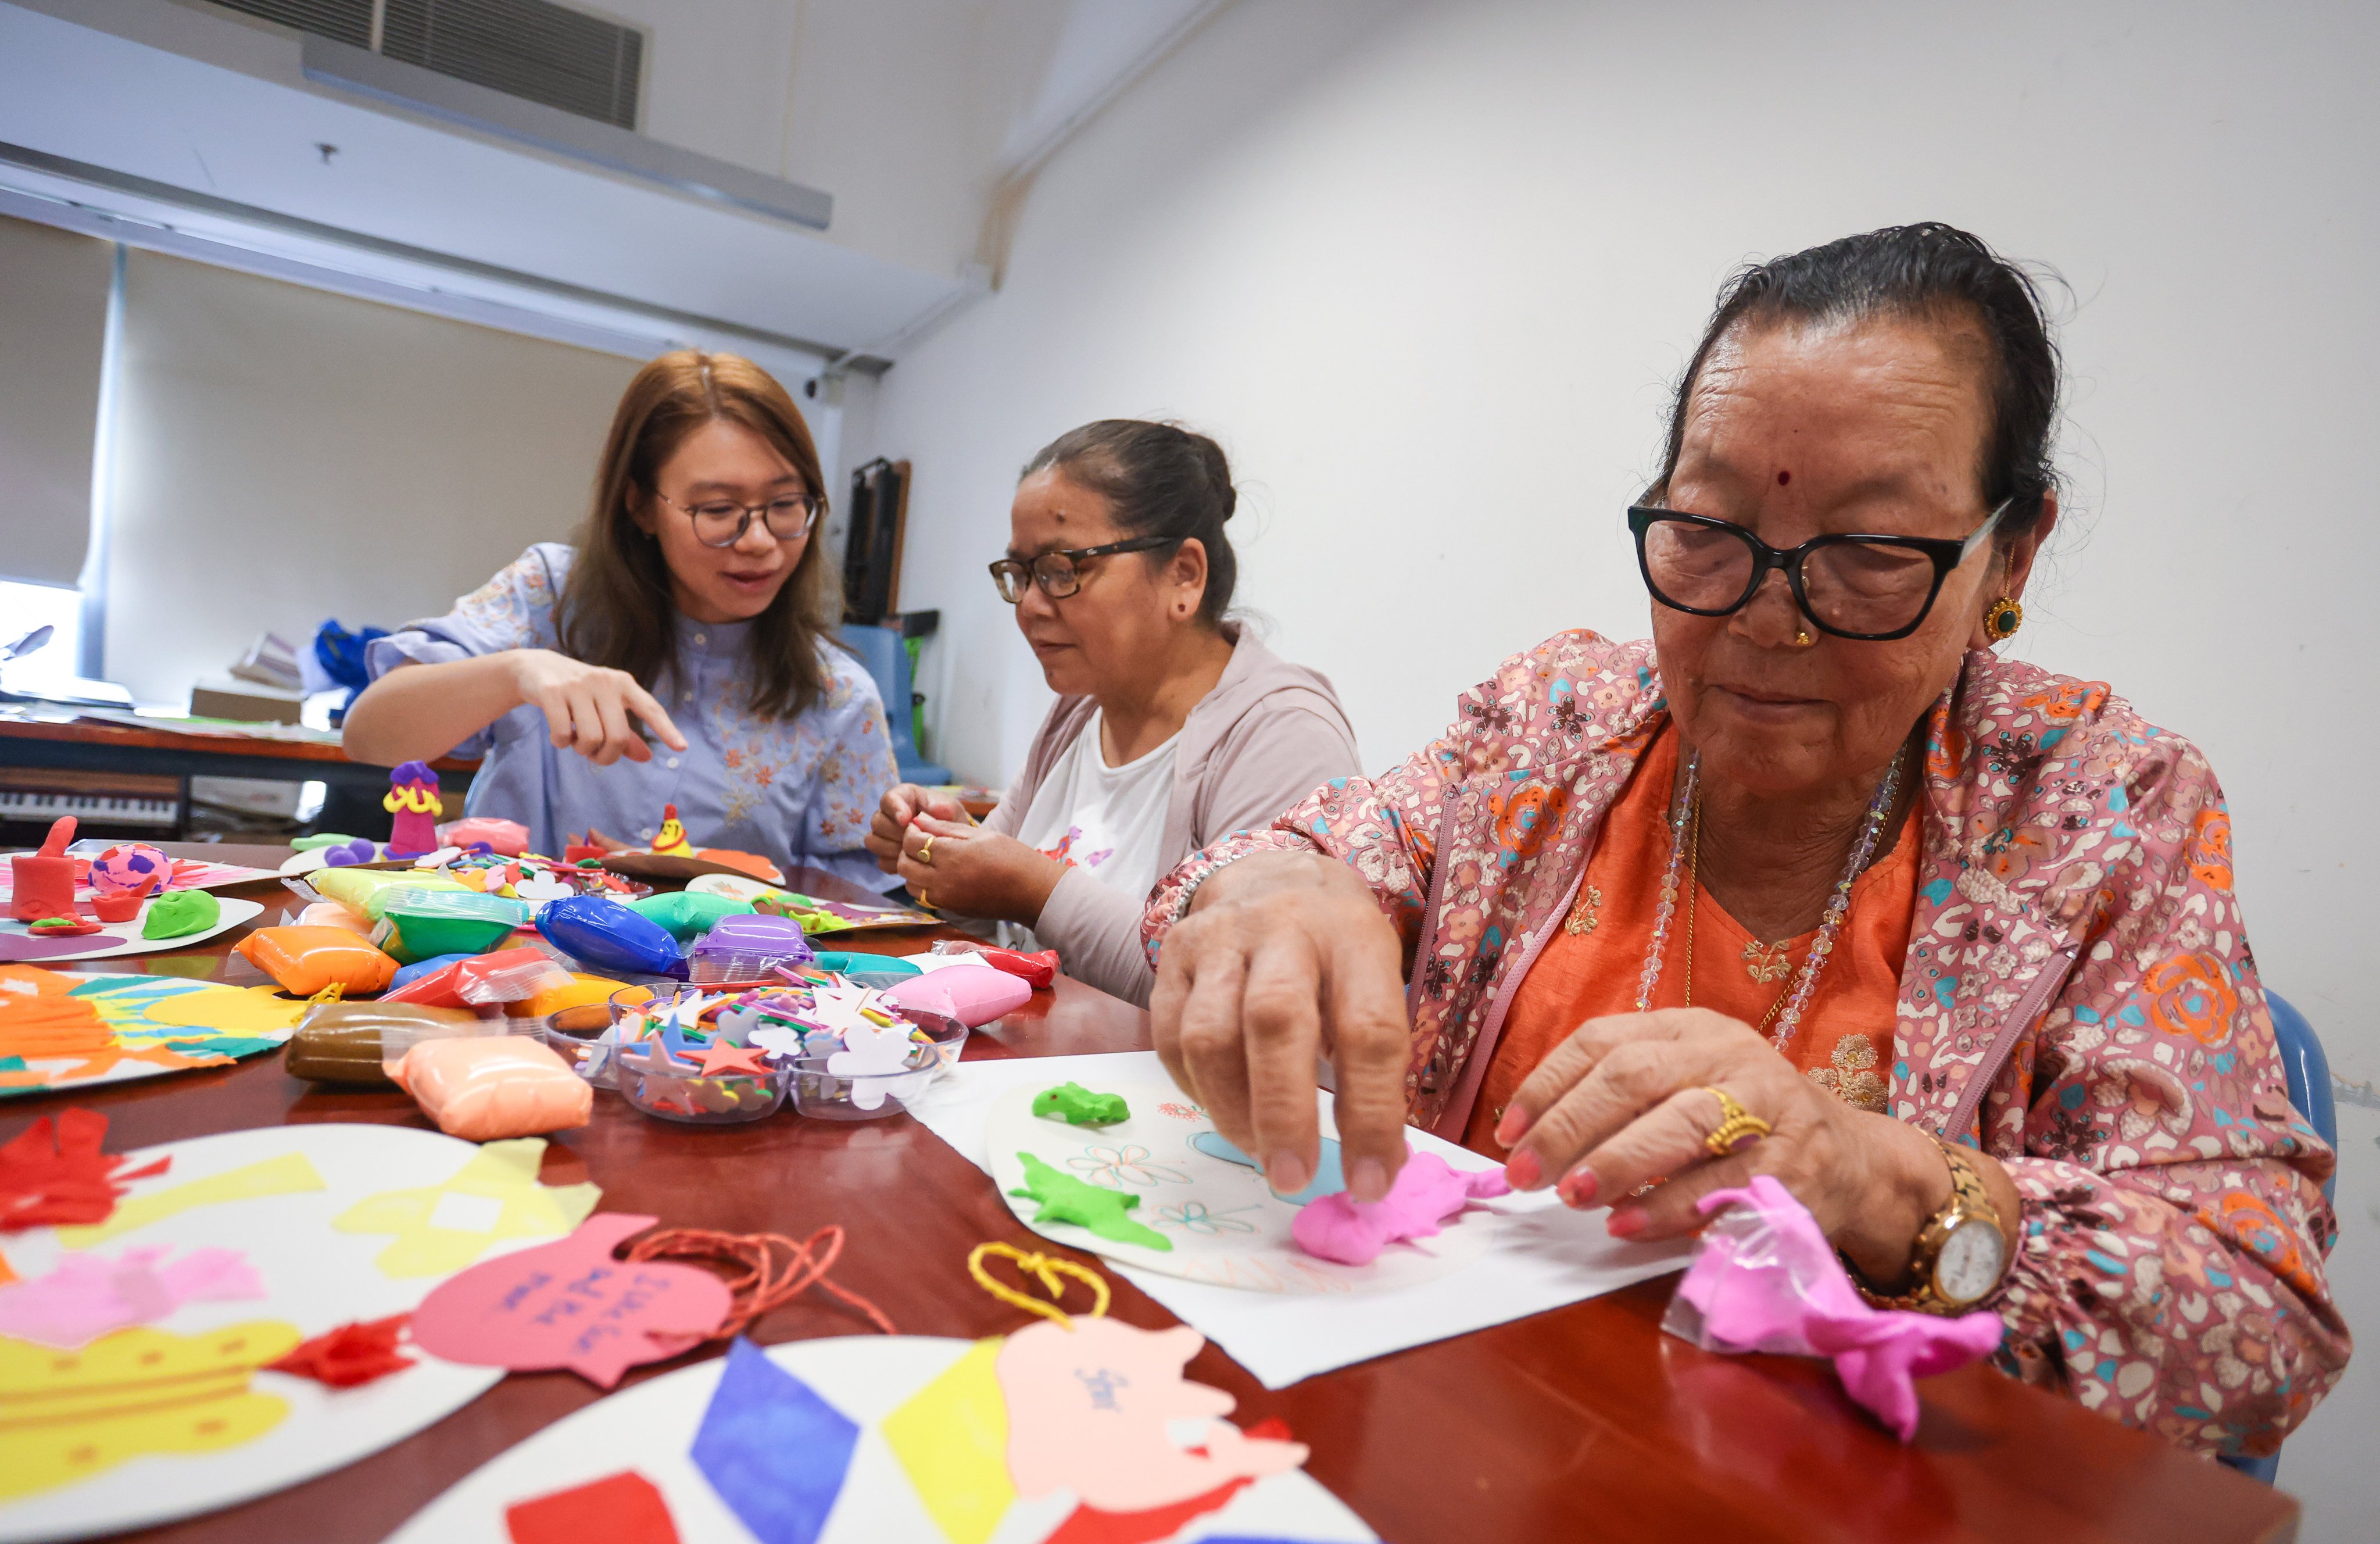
[142,888,221,939]
[811,950,920,978]
[375,889,529,964]
[628,890,756,942]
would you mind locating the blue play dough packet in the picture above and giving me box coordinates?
[534,895,686,979]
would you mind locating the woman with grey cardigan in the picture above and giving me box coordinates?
[865,421,1359,1006]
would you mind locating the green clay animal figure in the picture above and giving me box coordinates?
[1009,1152,1171,1252]
[1031,1081,1130,1127]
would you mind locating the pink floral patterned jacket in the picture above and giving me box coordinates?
[1144,631,2347,1454]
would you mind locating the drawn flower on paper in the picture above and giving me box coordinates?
[1150,1201,1259,1236]
[1155,1102,1205,1122]
[1067,1144,1190,1189]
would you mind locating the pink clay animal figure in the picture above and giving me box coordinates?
[1290,1151,1510,1266]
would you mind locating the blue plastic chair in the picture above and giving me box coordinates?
[2217,991,2334,1486]
[838,623,950,785]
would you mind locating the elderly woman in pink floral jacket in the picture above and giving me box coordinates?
[1140,226,2347,1456]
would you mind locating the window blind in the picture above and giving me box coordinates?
[0,215,113,587]
[102,248,640,706]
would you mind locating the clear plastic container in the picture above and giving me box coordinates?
[617,1044,789,1124]
[893,1007,970,1072]
[687,949,806,987]
[785,1044,939,1121]
[542,1002,620,1088]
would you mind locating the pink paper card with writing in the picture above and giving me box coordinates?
[409,1213,731,1388]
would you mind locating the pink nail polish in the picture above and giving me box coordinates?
[1606,1206,1647,1239]
[1504,1149,1542,1190]
[1559,1167,1598,1207]
[1495,1105,1532,1146]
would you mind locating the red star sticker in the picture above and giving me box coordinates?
[693,1039,774,1078]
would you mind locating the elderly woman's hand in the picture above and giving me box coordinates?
[867,784,972,873]
[893,817,1065,924]
[1150,851,1412,1205]
[1496,1008,2012,1285]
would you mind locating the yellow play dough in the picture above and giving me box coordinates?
[0,1321,301,1501]
[137,985,310,1037]
[307,868,465,913]
[882,1337,1015,1544]
[59,1151,327,1249]
[330,1138,600,1278]
[509,973,638,1019]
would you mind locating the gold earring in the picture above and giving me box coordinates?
[1793,629,1813,648]
[1984,596,2023,641]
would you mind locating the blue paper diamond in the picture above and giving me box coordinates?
[689,1338,859,1544]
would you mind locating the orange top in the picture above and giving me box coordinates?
[1460,727,1920,1155]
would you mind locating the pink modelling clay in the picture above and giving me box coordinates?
[393,1035,592,1141]
[1290,1151,1509,1265]
[881,963,1031,1028]
[1665,1174,2005,1441]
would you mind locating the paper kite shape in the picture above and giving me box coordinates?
[1032,1082,1131,1127]
[384,760,444,860]
[0,1107,170,1233]
[1009,1153,1171,1252]
[330,1138,599,1278]
[264,1313,416,1388]
[60,1149,325,1249]
[689,1337,859,1543]
[410,1212,730,1387]
[883,1338,1013,1544]
[1290,1152,1509,1266]
[505,1470,683,1544]
[0,1319,302,1503]
[0,1244,265,1349]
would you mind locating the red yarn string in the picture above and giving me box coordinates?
[620,1225,897,1339]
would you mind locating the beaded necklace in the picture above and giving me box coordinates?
[1633,748,1906,1055]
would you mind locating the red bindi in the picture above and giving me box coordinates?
[1776,470,1792,485]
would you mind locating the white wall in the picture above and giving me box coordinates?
[860,0,2380,1087]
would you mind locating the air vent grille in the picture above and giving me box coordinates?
[210,0,643,131]
[384,1,642,131]
[209,0,373,49]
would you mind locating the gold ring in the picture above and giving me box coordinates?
[917,835,935,865]
[916,888,931,910]
[1701,1086,1770,1156]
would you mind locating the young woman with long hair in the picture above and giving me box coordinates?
[343,350,897,886]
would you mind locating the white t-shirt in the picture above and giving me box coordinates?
[1011,710,1179,908]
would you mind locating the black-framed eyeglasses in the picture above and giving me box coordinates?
[989,535,1179,603]
[1626,499,2012,641]
[654,489,822,548]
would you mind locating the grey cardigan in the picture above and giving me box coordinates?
[983,627,1361,1005]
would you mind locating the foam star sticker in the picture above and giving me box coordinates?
[329,1138,600,1278]
[693,1038,773,1078]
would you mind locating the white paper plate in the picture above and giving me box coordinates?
[985,1080,1499,1295]
[0,896,264,963]
[388,1334,1377,1544]
[0,1124,579,1542]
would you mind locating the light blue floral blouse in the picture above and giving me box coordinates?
[366,543,899,891]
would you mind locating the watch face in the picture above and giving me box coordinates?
[1935,1218,2007,1304]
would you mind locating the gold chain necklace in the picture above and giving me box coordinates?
[1681,789,1792,1035]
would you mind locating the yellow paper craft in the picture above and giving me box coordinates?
[330,1138,600,1278]
[882,1337,1014,1544]
[0,1320,301,1501]
[134,985,310,1036]
[57,1150,327,1249]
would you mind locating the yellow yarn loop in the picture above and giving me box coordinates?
[967,1241,1108,1332]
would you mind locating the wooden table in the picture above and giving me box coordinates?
[2,847,2299,1544]
[0,712,475,835]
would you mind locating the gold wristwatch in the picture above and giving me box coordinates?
[1849,1139,2009,1314]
